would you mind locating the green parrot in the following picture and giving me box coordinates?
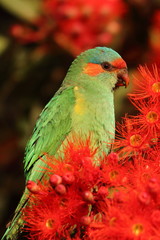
[2,47,129,239]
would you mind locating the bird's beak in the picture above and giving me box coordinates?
[116,68,129,88]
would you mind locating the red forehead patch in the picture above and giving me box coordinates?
[111,58,127,69]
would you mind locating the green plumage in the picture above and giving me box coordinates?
[2,47,128,239]
[24,86,75,181]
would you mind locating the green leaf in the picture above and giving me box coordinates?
[0,36,10,54]
[0,0,41,22]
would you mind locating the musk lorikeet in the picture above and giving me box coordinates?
[2,47,129,239]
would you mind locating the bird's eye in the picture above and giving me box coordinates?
[101,62,113,71]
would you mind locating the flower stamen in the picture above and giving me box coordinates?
[146,111,159,123]
[46,219,54,229]
[129,134,143,147]
[152,82,160,93]
[132,223,144,236]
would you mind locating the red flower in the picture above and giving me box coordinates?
[113,117,150,161]
[10,0,128,55]
[100,152,129,187]
[88,168,160,240]
[24,179,90,239]
[23,194,65,240]
[129,65,160,100]
[129,98,160,138]
[23,138,101,239]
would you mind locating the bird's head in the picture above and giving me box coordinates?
[65,47,129,91]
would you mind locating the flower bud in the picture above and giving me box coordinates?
[148,178,160,193]
[10,24,24,38]
[62,172,75,184]
[55,184,67,195]
[138,192,150,205]
[80,216,91,225]
[26,180,41,194]
[49,174,62,187]
[82,191,94,203]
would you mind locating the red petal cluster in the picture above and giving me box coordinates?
[22,65,160,239]
[10,0,127,55]
[114,65,160,161]
[129,65,160,100]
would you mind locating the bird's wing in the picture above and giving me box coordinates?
[0,87,75,240]
[24,86,75,181]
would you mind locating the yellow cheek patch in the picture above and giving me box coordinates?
[74,87,86,115]
[83,63,105,76]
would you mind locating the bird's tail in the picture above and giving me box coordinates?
[1,216,23,240]
[1,190,28,240]
[2,159,48,239]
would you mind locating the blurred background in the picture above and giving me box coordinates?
[0,0,160,237]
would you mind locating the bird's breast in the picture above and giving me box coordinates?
[70,88,115,155]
